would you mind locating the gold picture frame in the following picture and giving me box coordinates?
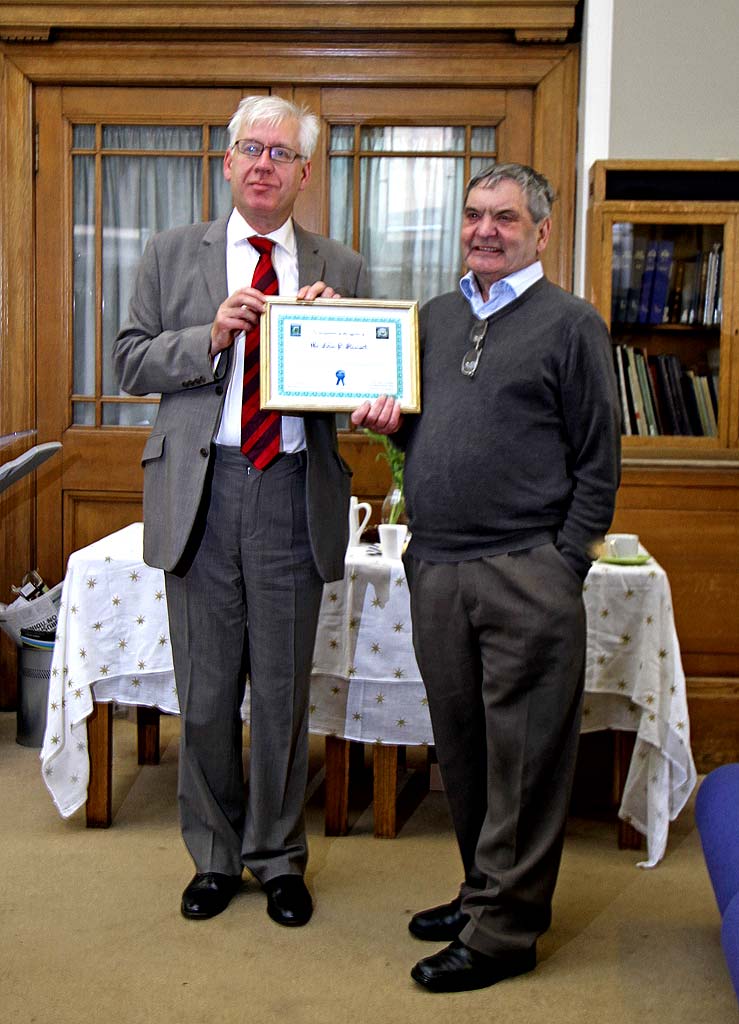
[260,297,420,413]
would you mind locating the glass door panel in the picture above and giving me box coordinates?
[328,123,497,307]
[71,120,231,427]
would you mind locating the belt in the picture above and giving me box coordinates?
[263,450,307,470]
[212,445,307,472]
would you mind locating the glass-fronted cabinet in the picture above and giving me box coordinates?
[587,161,739,450]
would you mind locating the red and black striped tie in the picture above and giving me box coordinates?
[241,235,281,469]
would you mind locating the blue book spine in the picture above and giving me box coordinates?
[637,239,659,324]
[649,240,675,324]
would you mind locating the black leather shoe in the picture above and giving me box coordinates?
[411,939,536,993]
[181,872,241,920]
[263,874,313,927]
[408,898,469,941]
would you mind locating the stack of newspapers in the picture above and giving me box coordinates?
[0,434,62,645]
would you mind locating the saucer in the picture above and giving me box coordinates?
[598,554,651,566]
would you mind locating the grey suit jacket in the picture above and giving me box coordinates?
[113,218,369,581]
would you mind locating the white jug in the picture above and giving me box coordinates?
[348,496,372,547]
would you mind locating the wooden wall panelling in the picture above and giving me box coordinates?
[0,2,579,41]
[0,57,35,706]
[614,464,739,674]
[532,47,578,287]
[2,40,575,90]
[282,83,323,235]
[338,433,393,525]
[614,462,739,769]
[497,88,534,166]
[687,678,739,774]
[62,491,143,565]
[33,85,69,585]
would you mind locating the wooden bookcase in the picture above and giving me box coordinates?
[587,160,739,772]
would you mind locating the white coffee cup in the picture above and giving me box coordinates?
[604,532,640,559]
[348,496,372,547]
[378,523,408,560]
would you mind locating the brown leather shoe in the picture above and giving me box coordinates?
[408,897,469,941]
[263,874,313,927]
[181,872,241,920]
[411,939,536,993]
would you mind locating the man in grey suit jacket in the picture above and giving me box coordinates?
[113,95,368,926]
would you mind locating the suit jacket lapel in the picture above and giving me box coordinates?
[200,217,229,312]
[295,223,326,288]
[198,216,233,381]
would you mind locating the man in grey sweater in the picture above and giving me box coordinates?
[352,163,621,993]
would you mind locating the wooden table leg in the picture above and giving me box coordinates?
[86,701,113,828]
[325,735,350,836]
[614,730,644,850]
[373,743,399,838]
[137,706,161,765]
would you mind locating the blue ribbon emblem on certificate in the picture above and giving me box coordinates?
[336,370,345,386]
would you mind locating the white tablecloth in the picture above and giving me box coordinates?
[41,523,696,866]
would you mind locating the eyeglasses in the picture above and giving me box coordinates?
[232,139,306,164]
[460,319,490,378]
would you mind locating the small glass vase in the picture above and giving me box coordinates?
[381,484,407,525]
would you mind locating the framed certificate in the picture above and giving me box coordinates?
[260,298,420,413]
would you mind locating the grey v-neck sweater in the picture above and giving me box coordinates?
[401,278,621,580]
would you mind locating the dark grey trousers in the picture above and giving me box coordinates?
[404,543,586,956]
[164,445,323,884]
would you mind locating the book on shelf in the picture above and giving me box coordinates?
[611,223,624,322]
[637,239,659,324]
[700,375,718,434]
[625,234,649,323]
[650,356,679,435]
[624,345,649,436]
[694,249,711,326]
[702,243,722,326]
[686,370,717,437]
[679,254,700,324]
[611,223,633,324]
[680,372,704,435]
[666,258,686,324]
[649,239,675,324]
[646,358,669,434]
[634,348,661,435]
[713,249,724,326]
[706,371,719,423]
[667,355,695,435]
[613,346,634,435]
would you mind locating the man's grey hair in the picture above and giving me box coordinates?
[464,163,556,223]
[227,95,320,159]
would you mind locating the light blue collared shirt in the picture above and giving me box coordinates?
[460,260,544,318]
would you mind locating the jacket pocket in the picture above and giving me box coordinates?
[141,432,165,466]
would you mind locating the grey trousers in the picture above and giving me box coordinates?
[404,543,586,956]
[164,446,323,883]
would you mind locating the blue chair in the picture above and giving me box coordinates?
[695,763,739,1002]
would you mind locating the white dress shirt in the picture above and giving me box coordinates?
[213,209,306,451]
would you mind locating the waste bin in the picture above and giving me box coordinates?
[16,628,55,747]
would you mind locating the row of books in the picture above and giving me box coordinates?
[611,224,723,328]
[613,345,719,437]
